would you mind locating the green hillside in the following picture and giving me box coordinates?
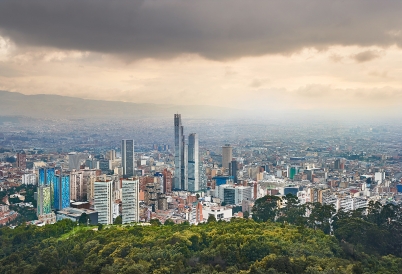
[1,216,401,274]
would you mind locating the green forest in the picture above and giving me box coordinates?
[1,194,402,273]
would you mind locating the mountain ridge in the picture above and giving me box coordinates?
[0,90,240,119]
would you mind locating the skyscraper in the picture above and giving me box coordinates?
[122,178,140,224]
[54,174,70,210]
[94,180,113,225]
[16,152,26,170]
[122,139,135,178]
[174,114,187,190]
[188,133,199,192]
[222,144,233,172]
[162,168,172,193]
[229,160,238,183]
[37,185,51,216]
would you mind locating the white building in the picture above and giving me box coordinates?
[94,181,113,225]
[122,179,140,224]
[22,173,36,185]
[203,206,232,221]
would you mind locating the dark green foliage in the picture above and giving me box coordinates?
[113,215,122,225]
[1,198,402,273]
[252,195,281,222]
[79,213,89,225]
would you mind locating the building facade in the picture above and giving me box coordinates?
[222,144,233,171]
[94,181,113,225]
[122,139,135,178]
[122,179,140,224]
[54,174,70,210]
[174,114,187,190]
[188,133,199,192]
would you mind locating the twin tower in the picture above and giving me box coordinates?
[174,114,199,192]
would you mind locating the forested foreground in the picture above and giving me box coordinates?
[1,214,402,274]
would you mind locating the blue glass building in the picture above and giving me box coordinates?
[54,174,70,210]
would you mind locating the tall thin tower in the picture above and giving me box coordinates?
[122,139,135,178]
[188,133,199,192]
[174,114,187,190]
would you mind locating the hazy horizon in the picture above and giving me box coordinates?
[1,0,402,118]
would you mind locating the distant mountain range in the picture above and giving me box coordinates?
[0,90,240,119]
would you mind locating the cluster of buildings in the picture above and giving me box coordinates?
[1,116,402,227]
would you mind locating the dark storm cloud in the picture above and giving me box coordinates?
[0,0,401,60]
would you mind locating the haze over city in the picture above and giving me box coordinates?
[2,1,402,274]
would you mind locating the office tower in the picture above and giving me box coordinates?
[106,150,116,161]
[54,174,70,210]
[68,152,86,170]
[37,185,51,216]
[94,181,113,225]
[174,114,187,190]
[188,133,199,192]
[16,152,26,170]
[334,159,341,170]
[85,158,99,169]
[38,168,56,207]
[222,144,233,172]
[122,139,135,178]
[199,163,207,191]
[154,172,164,193]
[121,179,140,224]
[229,160,238,183]
[162,168,172,193]
[70,170,84,201]
[289,166,298,180]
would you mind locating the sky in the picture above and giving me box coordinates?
[0,0,402,116]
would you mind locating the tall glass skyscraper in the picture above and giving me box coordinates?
[54,174,70,210]
[122,139,135,178]
[188,133,199,192]
[174,114,187,190]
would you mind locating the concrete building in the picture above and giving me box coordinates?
[94,181,113,225]
[22,173,36,185]
[122,178,140,224]
[188,133,199,192]
[16,152,26,170]
[70,170,84,201]
[174,114,187,190]
[203,206,232,221]
[122,139,135,178]
[56,208,98,225]
[68,152,86,170]
[162,168,172,194]
[222,144,233,172]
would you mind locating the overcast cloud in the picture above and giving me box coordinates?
[0,0,402,60]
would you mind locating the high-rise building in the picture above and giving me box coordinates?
[94,181,113,225]
[222,144,233,172]
[16,152,26,170]
[68,152,86,170]
[162,168,172,193]
[174,114,187,190]
[334,159,341,170]
[54,174,70,210]
[122,139,135,178]
[70,170,84,201]
[229,160,238,183]
[37,185,51,216]
[188,133,199,192]
[106,150,116,161]
[121,179,140,224]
